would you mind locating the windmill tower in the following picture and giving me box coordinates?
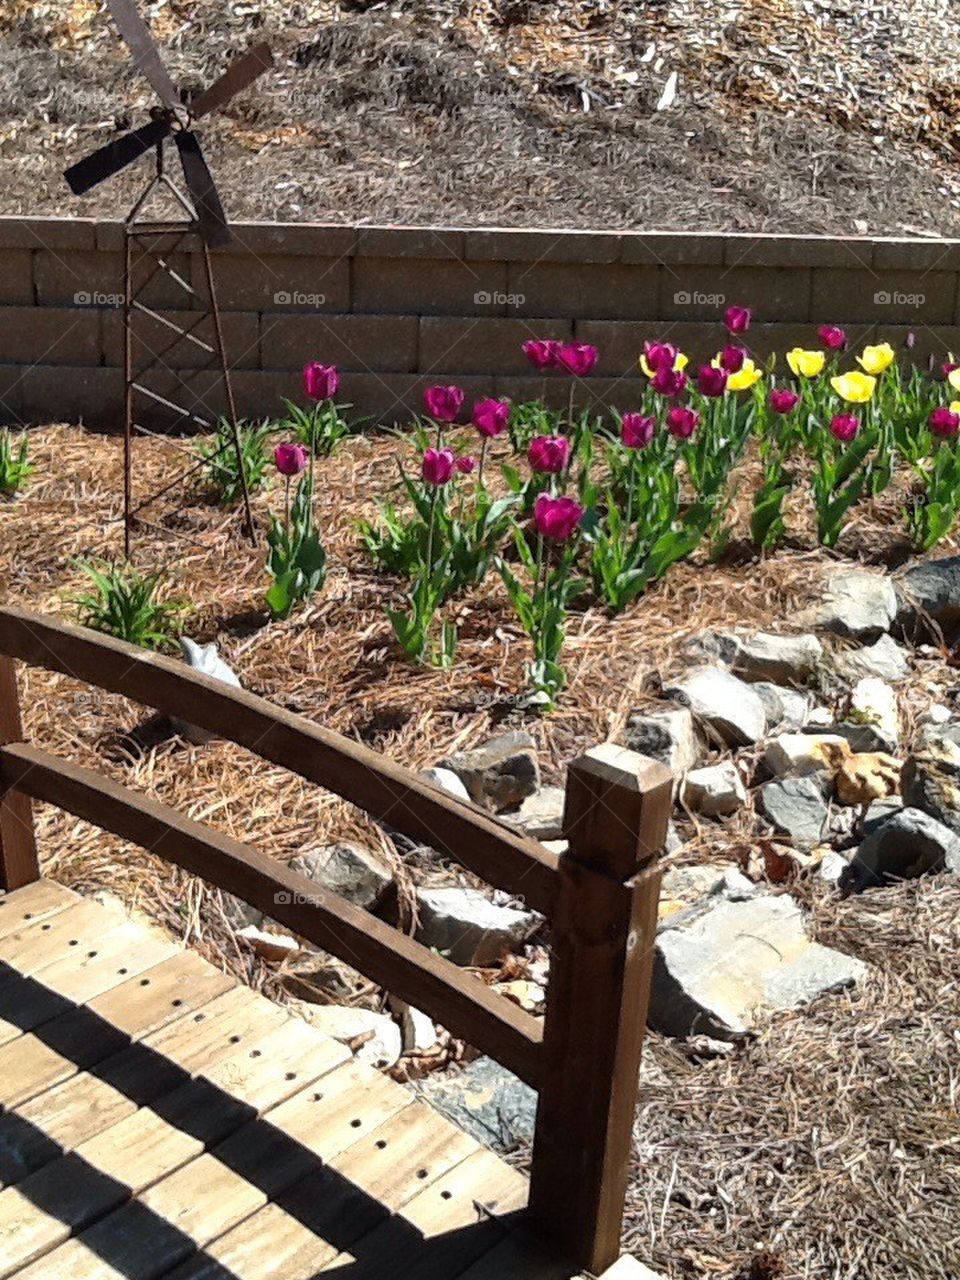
[64,0,273,557]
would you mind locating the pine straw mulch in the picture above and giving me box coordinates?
[2,422,960,1278]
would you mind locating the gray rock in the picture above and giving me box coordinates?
[416,887,540,966]
[665,820,683,854]
[174,638,242,744]
[420,766,472,804]
[841,807,960,892]
[833,634,910,683]
[861,798,905,837]
[818,850,849,883]
[754,682,813,731]
[219,892,263,933]
[417,1055,537,1153]
[721,868,757,900]
[442,732,539,812]
[802,569,898,641]
[623,707,704,782]
[651,893,867,1039]
[501,785,566,840]
[289,842,393,910]
[681,762,746,816]
[896,556,960,637]
[663,665,766,747]
[660,863,732,910]
[687,631,823,683]
[901,732,960,836]
[733,632,824,683]
[760,776,829,847]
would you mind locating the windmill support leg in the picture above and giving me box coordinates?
[200,240,256,543]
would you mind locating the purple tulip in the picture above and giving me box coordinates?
[274,442,310,476]
[930,407,960,439]
[724,305,752,335]
[528,434,572,474]
[534,493,584,541]
[769,388,800,414]
[423,385,465,423]
[818,325,847,351]
[621,413,656,449]
[472,398,511,438]
[830,414,860,443]
[943,361,960,378]
[666,406,700,439]
[522,339,561,371]
[697,365,728,397]
[455,454,478,474]
[303,362,340,401]
[720,344,746,373]
[421,447,456,486]
[556,342,599,377]
[651,367,689,398]
[643,341,680,372]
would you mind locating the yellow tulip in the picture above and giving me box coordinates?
[727,359,762,391]
[857,343,895,375]
[948,368,960,393]
[639,351,688,377]
[831,370,877,403]
[951,400,960,415]
[786,348,825,378]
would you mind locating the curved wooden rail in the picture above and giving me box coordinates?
[0,741,543,1085]
[0,606,559,914]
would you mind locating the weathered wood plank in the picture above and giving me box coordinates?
[1,744,543,1087]
[0,607,559,913]
[0,899,129,977]
[0,881,79,941]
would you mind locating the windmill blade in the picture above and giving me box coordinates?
[105,0,180,108]
[64,116,171,195]
[190,43,273,119]
[174,130,231,247]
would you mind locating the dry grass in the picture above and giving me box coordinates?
[2,422,960,1278]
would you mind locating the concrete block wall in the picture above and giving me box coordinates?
[2,216,960,429]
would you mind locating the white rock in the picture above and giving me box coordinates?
[802,569,898,640]
[624,707,705,784]
[387,997,439,1054]
[753,682,813,731]
[420,766,472,804]
[681,762,746,816]
[236,925,300,962]
[303,1005,402,1069]
[503,785,566,840]
[416,887,540,966]
[818,850,849,883]
[920,703,953,727]
[833,634,910,682]
[763,733,849,779]
[174,638,242,744]
[663,666,766,747]
[848,677,899,750]
[734,631,824,683]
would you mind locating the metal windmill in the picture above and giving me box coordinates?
[64,0,273,558]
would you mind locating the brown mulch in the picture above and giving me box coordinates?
[3,1,960,235]
[2,421,960,1278]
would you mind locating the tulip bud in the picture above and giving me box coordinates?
[528,435,572,474]
[423,385,465,423]
[421,447,456,485]
[533,493,584,541]
[274,442,310,476]
[621,413,656,449]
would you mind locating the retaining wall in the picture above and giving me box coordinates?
[2,217,959,428]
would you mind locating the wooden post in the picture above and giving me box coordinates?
[528,743,672,1275]
[0,655,38,890]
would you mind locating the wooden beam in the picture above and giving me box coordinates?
[527,745,671,1275]
[0,742,544,1087]
[0,607,558,914]
[0,655,38,891]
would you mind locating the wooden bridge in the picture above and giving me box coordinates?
[0,606,672,1280]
